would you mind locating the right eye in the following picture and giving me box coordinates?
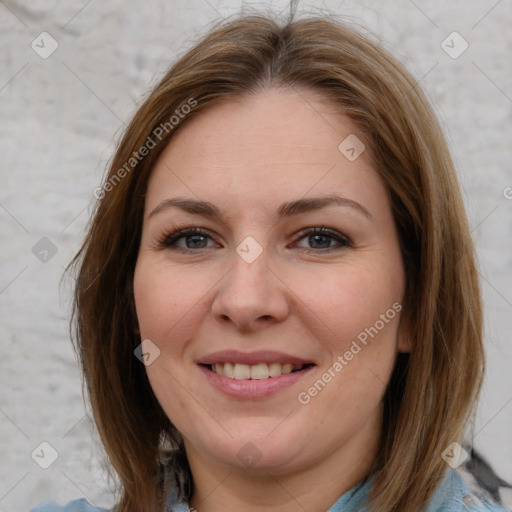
[159,227,220,251]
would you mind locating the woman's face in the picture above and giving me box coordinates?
[134,87,408,478]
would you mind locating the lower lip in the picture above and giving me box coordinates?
[198,365,315,399]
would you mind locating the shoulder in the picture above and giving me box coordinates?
[29,498,111,512]
[428,468,510,512]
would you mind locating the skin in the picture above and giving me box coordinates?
[133,86,409,512]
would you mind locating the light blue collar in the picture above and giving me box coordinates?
[170,468,508,512]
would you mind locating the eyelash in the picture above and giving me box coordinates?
[158,226,352,254]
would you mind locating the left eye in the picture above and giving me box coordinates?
[293,227,351,252]
[160,227,351,252]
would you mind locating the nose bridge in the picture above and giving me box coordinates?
[211,237,289,330]
[225,238,273,304]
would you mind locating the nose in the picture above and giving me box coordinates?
[210,244,290,333]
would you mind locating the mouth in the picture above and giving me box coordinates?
[203,362,315,380]
[196,350,316,399]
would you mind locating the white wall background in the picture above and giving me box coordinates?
[0,1,511,511]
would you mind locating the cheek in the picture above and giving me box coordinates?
[133,260,210,430]
[295,266,402,407]
[133,259,210,347]
[289,261,402,350]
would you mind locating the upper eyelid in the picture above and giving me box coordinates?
[293,228,352,248]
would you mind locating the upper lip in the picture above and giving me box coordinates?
[196,350,314,366]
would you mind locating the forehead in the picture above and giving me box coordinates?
[156,86,365,167]
[145,86,385,218]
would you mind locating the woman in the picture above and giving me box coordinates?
[30,11,509,512]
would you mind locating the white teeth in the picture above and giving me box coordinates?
[268,363,282,377]
[233,363,251,380]
[223,362,234,378]
[211,362,305,379]
[281,363,293,374]
[250,364,269,380]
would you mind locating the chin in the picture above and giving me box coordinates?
[190,422,315,474]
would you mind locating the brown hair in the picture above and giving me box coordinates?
[70,11,484,512]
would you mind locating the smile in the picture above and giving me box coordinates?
[196,350,316,399]
[208,362,311,379]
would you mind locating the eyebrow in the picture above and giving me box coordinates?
[149,195,372,221]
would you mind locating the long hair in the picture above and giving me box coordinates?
[70,12,484,512]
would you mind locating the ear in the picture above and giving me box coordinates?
[397,337,411,353]
[396,313,411,353]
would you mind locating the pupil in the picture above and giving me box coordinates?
[187,235,206,248]
[310,235,330,249]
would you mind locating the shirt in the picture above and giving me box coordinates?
[28,468,510,512]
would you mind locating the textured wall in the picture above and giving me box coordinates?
[0,1,511,510]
